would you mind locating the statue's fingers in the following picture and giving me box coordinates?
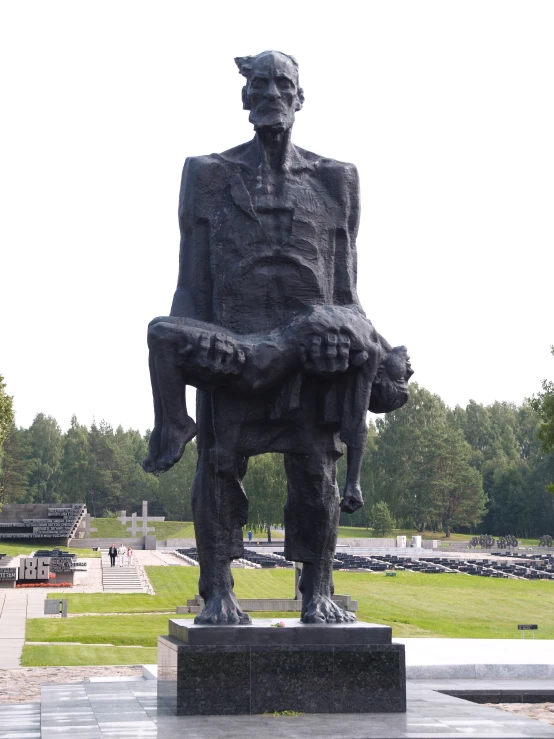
[197,333,211,366]
[324,331,339,373]
[213,333,232,369]
[299,345,314,372]
[338,334,350,372]
[310,334,324,373]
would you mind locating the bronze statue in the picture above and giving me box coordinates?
[145,51,413,625]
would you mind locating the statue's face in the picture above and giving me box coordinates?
[245,52,301,132]
[385,346,413,383]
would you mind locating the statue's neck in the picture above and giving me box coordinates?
[254,128,293,174]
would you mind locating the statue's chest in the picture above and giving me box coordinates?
[208,176,339,331]
[212,175,335,257]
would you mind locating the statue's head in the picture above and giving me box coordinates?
[235,50,305,133]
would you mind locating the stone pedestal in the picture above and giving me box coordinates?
[158,618,405,716]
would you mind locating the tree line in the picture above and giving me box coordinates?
[1,379,553,538]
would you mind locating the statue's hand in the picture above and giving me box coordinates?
[298,307,376,375]
[340,482,364,514]
[299,331,354,375]
[179,331,246,375]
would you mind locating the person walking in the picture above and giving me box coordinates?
[248,530,253,544]
[108,544,117,567]
[127,546,134,566]
[118,543,126,567]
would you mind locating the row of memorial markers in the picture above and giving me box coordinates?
[1,385,554,538]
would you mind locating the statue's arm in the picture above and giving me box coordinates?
[329,161,365,314]
[170,157,211,320]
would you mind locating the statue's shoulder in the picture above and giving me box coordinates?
[182,152,229,177]
[296,147,359,187]
[294,148,359,203]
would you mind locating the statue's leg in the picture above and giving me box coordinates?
[143,318,198,472]
[283,451,355,623]
[192,447,251,625]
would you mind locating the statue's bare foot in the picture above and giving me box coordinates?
[142,416,197,473]
[194,593,252,625]
[156,417,197,471]
[142,427,161,473]
[340,482,364,514]
[301,595,356,624]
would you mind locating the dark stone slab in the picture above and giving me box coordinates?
[168,617,391,646]
[158,620,405,716]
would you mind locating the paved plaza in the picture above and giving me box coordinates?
[1,677,554,738]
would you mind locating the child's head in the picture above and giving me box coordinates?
[382,346,413,383]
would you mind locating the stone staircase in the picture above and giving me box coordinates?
[100,551,145,593]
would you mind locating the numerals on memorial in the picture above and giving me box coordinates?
[18,557,50,580]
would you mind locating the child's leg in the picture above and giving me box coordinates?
[143,318,199,473]
[339,361,377,514]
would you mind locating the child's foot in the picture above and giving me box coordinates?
[142,416,197,473]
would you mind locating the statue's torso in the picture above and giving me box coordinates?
[190,146,352,334]
[186,143,356,454]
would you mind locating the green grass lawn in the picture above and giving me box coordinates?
[45,566,554,639]
[93,519,197,540]
[0,541,101,558]
[21,645,157,667]
[93,518,285,540]
[31,564,554,666]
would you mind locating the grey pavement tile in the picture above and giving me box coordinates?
[40,706,93,714]
[97,731,157,737]
[41,730,102,739]
[92,711,154,722]
[0,733,41,739]
[40,718,98,727]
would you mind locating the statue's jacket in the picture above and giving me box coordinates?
[171,139,365,456]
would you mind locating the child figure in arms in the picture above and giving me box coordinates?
[144,304,413,515]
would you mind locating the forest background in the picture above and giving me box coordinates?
[1,381,553,540]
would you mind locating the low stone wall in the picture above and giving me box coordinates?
[337,538,396,547]
[164,538,197,548]
[178,593,358,614]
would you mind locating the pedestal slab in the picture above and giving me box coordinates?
[158,618,406,716]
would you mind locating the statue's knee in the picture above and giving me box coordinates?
[147,319,168,349]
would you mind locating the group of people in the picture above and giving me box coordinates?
[108,544,133,567]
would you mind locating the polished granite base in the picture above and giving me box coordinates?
[158,618,406,715]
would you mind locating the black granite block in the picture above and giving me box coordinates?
[168,617,392,646]
[251,645,334,714]
[158,638,251,716]
[334,645,406,712]
[158,620,406,716]
[177,646,251,715]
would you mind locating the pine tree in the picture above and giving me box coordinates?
[370,501,395,536]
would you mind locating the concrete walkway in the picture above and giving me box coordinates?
[0,590,51,668]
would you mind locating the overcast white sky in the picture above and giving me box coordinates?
[1,1,553,433]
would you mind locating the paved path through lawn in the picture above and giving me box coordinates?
[0,590,49,668]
